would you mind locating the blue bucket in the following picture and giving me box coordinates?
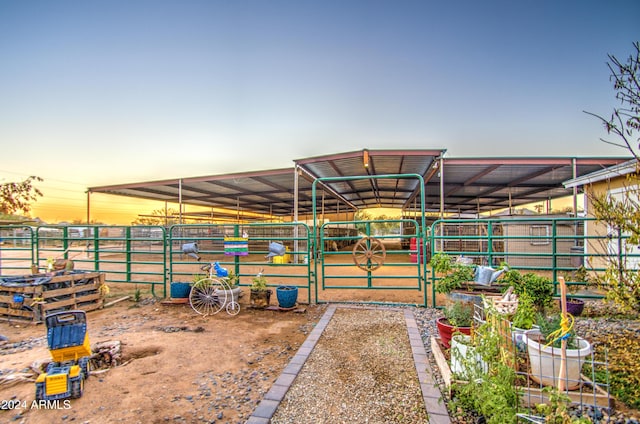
[276,286,298,309]
[170,282,192,298]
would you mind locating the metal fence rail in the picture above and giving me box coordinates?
[2,216,637,307]
[168,222,313,303]
[36,225,167,296]
[0,226,35,274]
[430,217,639,304]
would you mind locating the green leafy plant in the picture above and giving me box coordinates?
[431,252,453,274]
[450,311,520,424]
[133,286,141,303]
[443,301,473,328]
[192,273,207,284]
[251,272,268,291]
[585,42,640,313]
[535,313,577,349]
[534,387,592,423]
[431,252,476,294]
[223,270,239,288]
[562,265,592,294]
[591,327,640,410]
[511,291,536,330]
[499,265,554,312]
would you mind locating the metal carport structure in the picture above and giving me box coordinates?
[87,149,631,221]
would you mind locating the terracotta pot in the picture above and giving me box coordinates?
[436,316,472,349]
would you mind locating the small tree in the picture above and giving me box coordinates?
[586,42,640,311]
[584,41,640,160]
[0,176,43,216]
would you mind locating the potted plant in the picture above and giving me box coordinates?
[499,266,554,313]
[510,291,538,351]
[436,301,474,349]
[449,314,520,423]
[250,272,271,309]
[451,333,488,379]
[431,252,476,294]
[275,285,298,309]
[560,266,589,317]
[522,313,592,390]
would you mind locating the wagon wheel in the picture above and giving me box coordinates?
[189,278,228,316]
[352,237,386,271]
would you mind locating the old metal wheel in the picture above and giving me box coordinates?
[352,237,386,271]
[225,300,241,316]
[189,278,228,316]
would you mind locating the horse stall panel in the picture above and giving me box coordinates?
[0,271,105,323]
[431,221,504,265]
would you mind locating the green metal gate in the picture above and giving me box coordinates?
[312,174,429,306]
[168,222,313,303]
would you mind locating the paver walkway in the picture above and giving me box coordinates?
[246,304,451,423]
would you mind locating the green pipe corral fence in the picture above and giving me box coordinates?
[0,223,312,301]
[1,216,637,306]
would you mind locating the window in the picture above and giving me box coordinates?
[530,225,550,245]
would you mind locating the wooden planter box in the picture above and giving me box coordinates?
[0,271,105,323]
[431,336,613,409]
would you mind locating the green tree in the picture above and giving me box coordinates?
[353,210,372,234]
[0,176,43,216]
[353,212,399,235]
[586,42,640,311]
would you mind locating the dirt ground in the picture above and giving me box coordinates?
[0,288,327,424]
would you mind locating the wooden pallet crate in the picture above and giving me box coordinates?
[0,271,105,323]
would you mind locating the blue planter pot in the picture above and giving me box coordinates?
[170,282,192,298]
[276,286,298,309]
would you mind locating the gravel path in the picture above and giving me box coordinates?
[254,302,640,424]
[271,307,431,424]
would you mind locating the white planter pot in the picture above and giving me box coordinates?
[523,330,592,390]
[451,334,487,379]
[215,287,242,303]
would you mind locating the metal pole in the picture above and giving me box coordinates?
[439,157,444,218]
[178,179,183,224]
[293,166,300,262]
[86,191,90,224]
[572,158,579,246]
[572,158,578,216]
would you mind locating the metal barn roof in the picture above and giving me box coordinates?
[87,149,630,218]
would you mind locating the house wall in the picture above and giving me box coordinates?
[584,176,640,270]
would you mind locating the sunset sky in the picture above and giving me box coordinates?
[0,1,638,224]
